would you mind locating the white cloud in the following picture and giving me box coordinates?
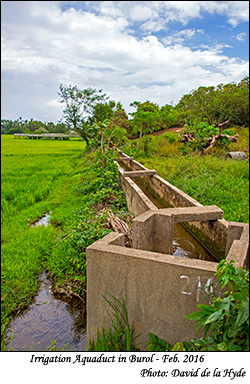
[1,1,249,121]
[93,1,249,27]
[162,28,203,45]
[130,4,153,21]
[236,32,247,41]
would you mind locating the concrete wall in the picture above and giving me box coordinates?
[87,232,219,350]
[120,173,156,216]
[86,151,249,350]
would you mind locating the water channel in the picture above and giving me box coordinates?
[6,213,87,351]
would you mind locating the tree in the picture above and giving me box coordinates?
[90,100,116,123]
[91,117,128,155]
[176,78,249,127]
[110,102,132,134]
[160,104,179,129]
[130,101,161,150]
[58,84,108,146]
[180,119,238,154]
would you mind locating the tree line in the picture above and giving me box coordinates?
[1,118,68,135]
[1,76,248,150]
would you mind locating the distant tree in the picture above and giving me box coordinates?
[160,104,179,129]
[27,120,44,132]
[58,84,108,146]
[90,100,116,123]
[33,127,49,134]
[130,101,161,150]
[176,77,249,127]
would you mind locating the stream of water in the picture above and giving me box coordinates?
[6,272,86,351]
[6,213,86,351]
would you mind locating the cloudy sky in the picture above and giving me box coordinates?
[1,1,249,123]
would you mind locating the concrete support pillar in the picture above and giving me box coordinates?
[132,211,174,255]
[225,222,246,255]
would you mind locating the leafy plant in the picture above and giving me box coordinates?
[147,260,249,352]
[187,260,249,351]
[147,333,171,351]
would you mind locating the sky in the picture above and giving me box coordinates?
[1,1,249,123]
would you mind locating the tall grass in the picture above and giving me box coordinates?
[137,155,249,223]
[87,294,139,351]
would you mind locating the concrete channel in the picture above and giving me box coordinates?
[86,150,249,349]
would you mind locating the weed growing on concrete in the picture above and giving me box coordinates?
[87,294,140,351]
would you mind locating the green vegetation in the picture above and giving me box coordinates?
[1,117,68,135]
[1,76,249,351]
[123,127,249,223]
[1,135,128,350]
[176,76,249,127]
[3,77,248,140]
[87,294,139,351]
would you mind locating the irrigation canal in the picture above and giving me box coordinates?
[6,166,218,351]
[118,160,219,262]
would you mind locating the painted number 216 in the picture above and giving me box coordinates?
[180,275,213,302]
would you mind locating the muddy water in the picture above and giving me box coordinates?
[6,273,86,351]
[6,214,86,351]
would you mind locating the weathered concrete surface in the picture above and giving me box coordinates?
[132,210,174,254]
[114,157,134,161]
[225,151,247,160]
[86,232,218,350]
[120,172,157,216]
[86,150,249,351]
[123,170,157,177]
[225,222,249,255]
[132,206,224,255]
[118,151,228,255]
[226,223,249,268]
[226,240,249,268]
[158,205,224,223]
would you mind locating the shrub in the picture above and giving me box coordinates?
[186,260,249,351]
